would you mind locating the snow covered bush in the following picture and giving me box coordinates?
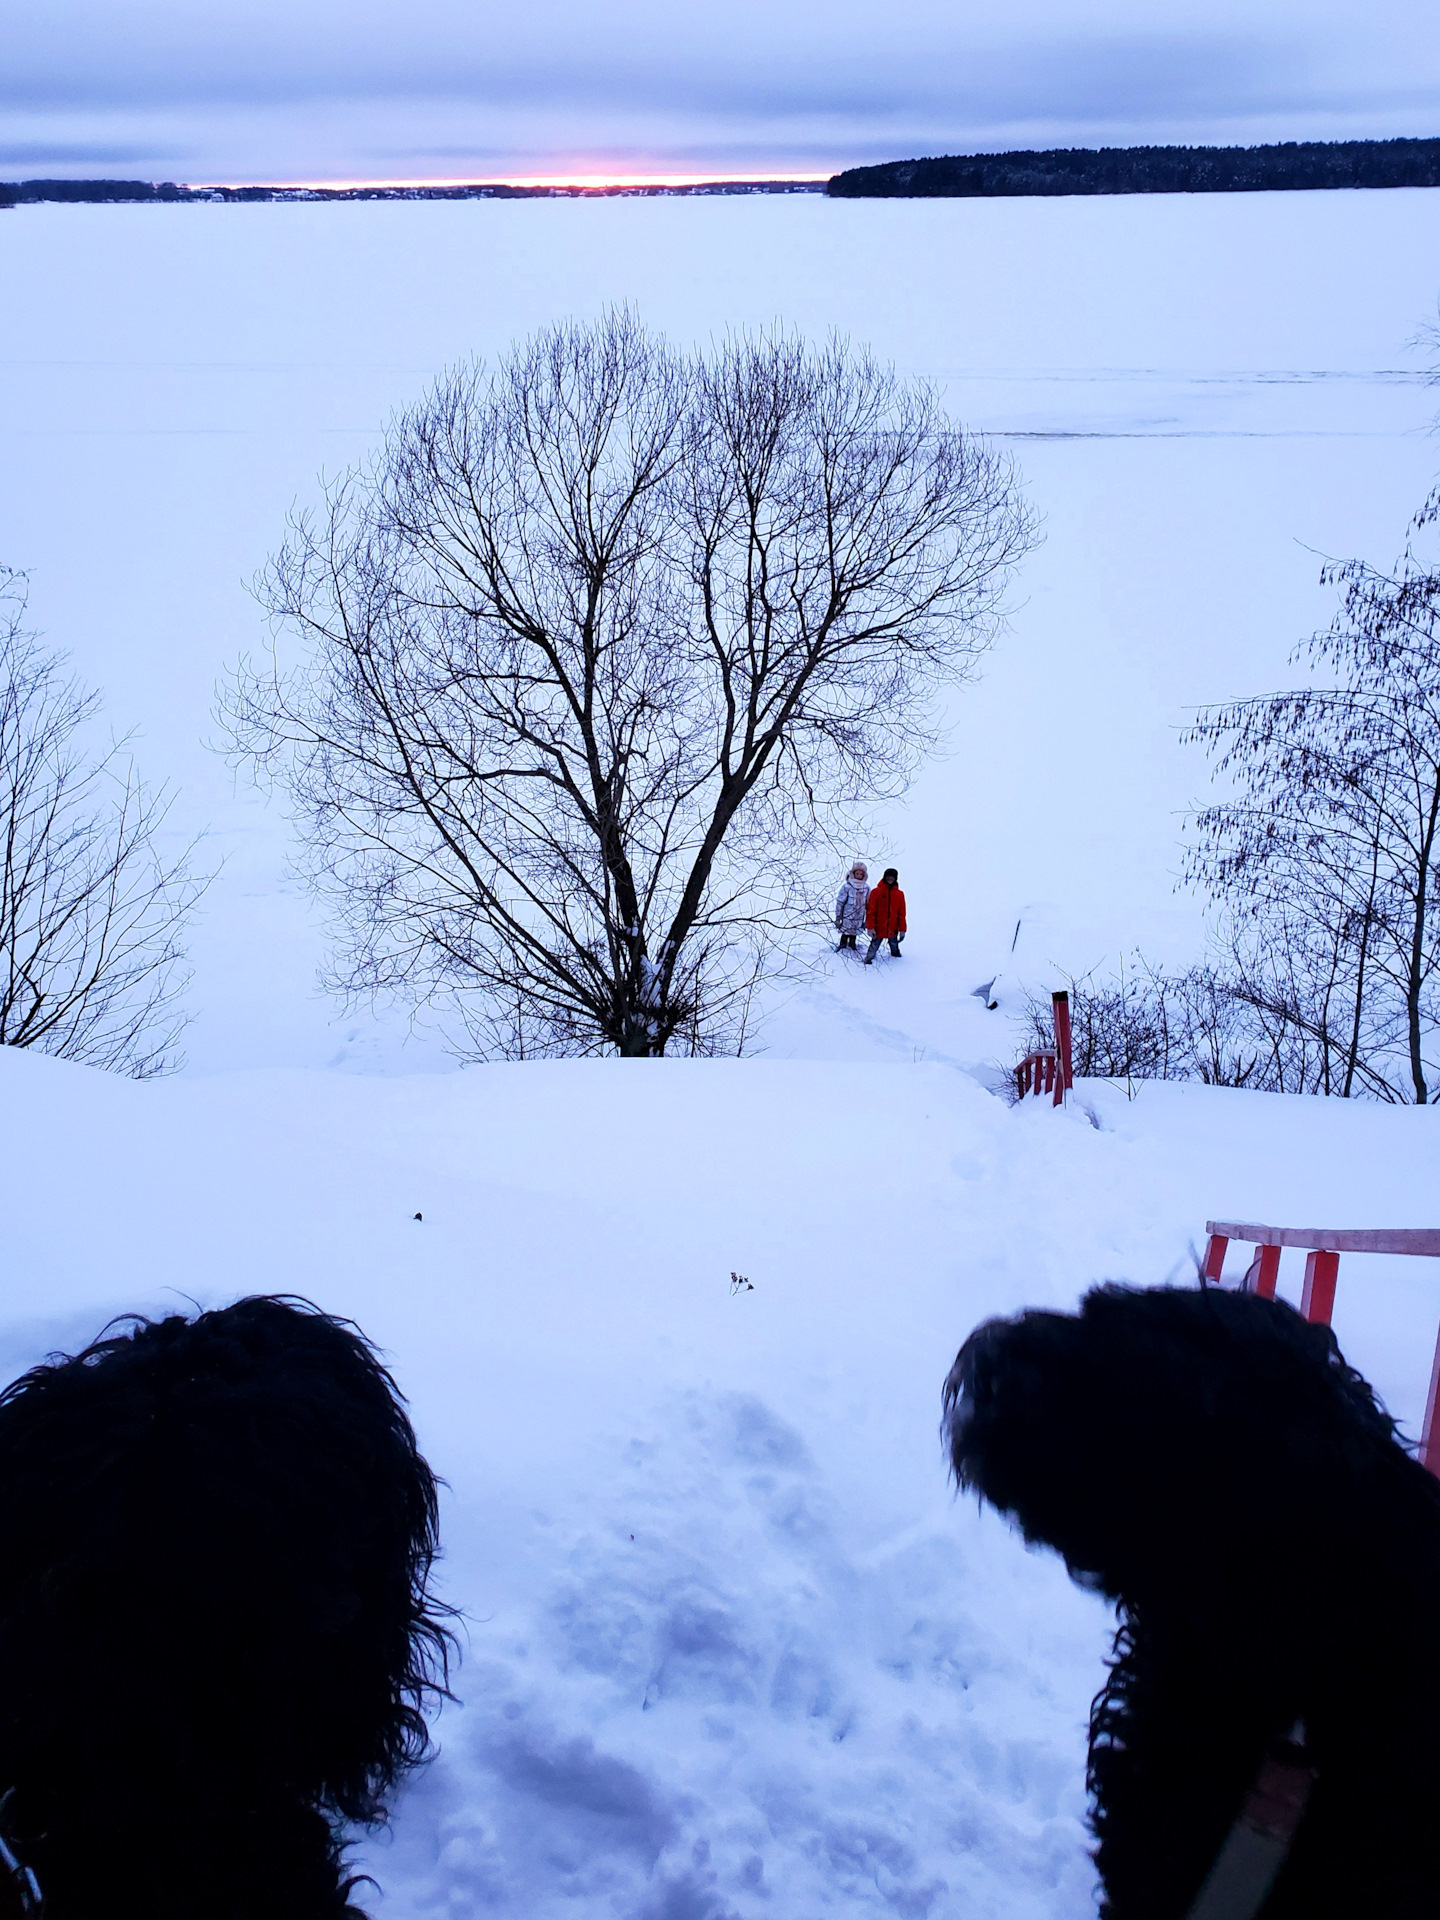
[1017,959,1264,1095]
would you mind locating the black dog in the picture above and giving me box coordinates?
[0,1297,451,1920]
[944,1284,1440,1920]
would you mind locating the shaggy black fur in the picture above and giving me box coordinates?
[0,1297,451,1920]
[944,1283,1440,1920]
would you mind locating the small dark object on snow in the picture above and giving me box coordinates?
[413,1212,423,1221]
[0,1296,452,1920]
[943,1284,1440,1919]
[730,1272,754,1294]
[971,976,999,1009]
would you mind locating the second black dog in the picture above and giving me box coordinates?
[944,1283,1440,1919]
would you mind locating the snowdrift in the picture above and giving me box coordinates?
[3,1043,1437,1917]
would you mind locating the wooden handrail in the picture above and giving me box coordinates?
[1206,1222,1440,1257]
[1201,1220,1440,1477]
[1014,991,1074,1106]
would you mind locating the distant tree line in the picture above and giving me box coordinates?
[0,180,191,205]
[0,179,825,208]
[829,137,1440,199]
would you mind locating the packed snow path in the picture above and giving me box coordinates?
[4,1047,1438,1917]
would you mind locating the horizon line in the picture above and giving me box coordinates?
[184,170,837,191]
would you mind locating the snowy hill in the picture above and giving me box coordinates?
[3,186,1440,1914]
[5,1042,1438,1917]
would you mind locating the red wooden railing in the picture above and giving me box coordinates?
[1016,990,1075,1106]
[1203,1221,1440,1474]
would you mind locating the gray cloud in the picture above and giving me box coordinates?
[7,0,1440,180]
[4,29,1303,116]
[0,142,188,165]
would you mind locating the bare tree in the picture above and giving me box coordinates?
[224,313,1035,1057]
[1184,489,1440,1102]
[0,572,205,1076]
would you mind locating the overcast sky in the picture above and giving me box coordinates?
[7,0,1440,183]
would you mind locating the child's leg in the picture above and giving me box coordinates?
[864,935,882,964]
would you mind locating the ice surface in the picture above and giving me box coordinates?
[3,191,1439,1071]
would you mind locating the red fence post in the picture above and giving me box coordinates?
[1052,990,1073,1107]
[1420,1324,1440,1477]
[1300,1250,1340,1325]
[1241,1243,1281,1299]
[1205,1220,1440,1477]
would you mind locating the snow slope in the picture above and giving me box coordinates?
[3,190,1439,1072]
[4,1042,1438,1917]
[4,187,1440,1916]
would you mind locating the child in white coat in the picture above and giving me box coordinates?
[834,862,870,951]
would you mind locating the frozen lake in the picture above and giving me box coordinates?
[4,190,1439,1072]
[5,190,1440,1920]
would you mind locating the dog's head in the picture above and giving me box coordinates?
[0,1297,451,1838]
[943,1284,1414,1602]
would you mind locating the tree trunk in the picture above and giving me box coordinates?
[1407,809,1437,1104]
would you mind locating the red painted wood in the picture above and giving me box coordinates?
[1202,1234,1229,1283]
[1241,1242,1281,1299]
[1420,1324,1440,1477]
[1052,989,1073,1104]
[1205,1218,1440,1478]
[1301,1249,1340,1325]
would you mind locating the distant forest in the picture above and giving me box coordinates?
[827,137,1440,198]
[0,178,824,207]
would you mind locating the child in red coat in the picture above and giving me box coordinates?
[864,868,906,964]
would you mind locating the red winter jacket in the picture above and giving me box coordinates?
[866,881,907,938]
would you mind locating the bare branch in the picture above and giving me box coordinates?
[0,571,207,1076]
[1182,496,1440,1101]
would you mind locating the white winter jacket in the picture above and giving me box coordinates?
[835,877,870,934]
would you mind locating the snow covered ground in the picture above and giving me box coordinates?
[4,189,1440,1070]
[3,189,1440,1916]
[4,1043,1439,1917]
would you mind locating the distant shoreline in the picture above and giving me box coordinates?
[828,137,1440,198]
[9,140,1440,209]
[0,178,828,207]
